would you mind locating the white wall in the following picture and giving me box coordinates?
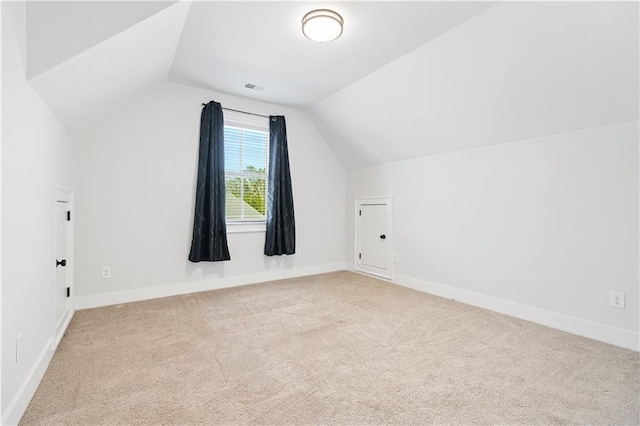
[74,81,346,307]
[1,2,76,423]
[348,121,639,350]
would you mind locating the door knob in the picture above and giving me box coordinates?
[56,259,67,267]
[380,234,386,239]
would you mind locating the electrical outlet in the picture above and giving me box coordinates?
[101,266,112,279]
[16,333,23,363]
[609,291,625,309]
[392,254,399,263]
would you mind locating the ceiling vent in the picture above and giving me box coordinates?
[245,83,265,91]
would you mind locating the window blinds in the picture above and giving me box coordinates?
[223,111,269,221]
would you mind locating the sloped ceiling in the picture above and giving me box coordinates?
[28,2,190,139]
[169,1,496,106]
[308,1,639,168]
[24,1,639,169]
[26,1,176,78]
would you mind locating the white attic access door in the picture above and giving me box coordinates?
[54,186,74,348]
[355,197,393,279]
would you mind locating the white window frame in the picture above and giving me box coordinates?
[224,110,269,234]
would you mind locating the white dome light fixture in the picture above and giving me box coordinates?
[302,9,343,43]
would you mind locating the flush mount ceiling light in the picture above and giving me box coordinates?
[302,9,343,43]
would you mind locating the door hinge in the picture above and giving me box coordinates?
[67,211,71,221]
[66,287,70,298]
[359,253,361,259]
[359,210,361,216]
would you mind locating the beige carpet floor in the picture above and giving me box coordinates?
[21,271,639,425]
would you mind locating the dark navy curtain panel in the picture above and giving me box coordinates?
[264,116,296,256]
[188,101,231,262]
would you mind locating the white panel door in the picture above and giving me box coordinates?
[55,201,70,340]
[356,198,392,279]
[361,204,387,269]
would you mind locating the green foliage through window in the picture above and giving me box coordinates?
[224,124,269,221]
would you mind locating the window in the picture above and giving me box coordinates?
[224,111,269,229]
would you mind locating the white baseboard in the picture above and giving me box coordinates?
[76,262,347,310]
[392,273,639,352]
[2,338,55,426]
[53,309,74,350]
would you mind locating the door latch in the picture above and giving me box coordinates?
[56,259,67,267]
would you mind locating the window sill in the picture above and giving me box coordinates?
[227,221,266,234]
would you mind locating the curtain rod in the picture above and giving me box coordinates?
[201,103,269,119]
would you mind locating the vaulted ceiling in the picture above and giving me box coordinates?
[24,1,639,169]
[309,1,640,167]
[169,1,496,106]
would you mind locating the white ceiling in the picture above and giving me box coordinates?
[29,2,190,139]
[169,1,496,106]
[309,1,640,167]
[26,1,176,78]
[23,1,640,168]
